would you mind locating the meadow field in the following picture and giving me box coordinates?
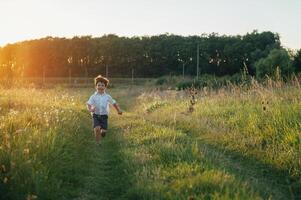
[0,78,301,200]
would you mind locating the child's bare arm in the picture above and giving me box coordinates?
[113,103,122,115]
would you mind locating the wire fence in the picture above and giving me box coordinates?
[0,77,155,87]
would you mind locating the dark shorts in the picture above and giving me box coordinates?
[92,114,108,130]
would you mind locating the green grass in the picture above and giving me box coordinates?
[0,87,135,200]
[1,82,300,199]
[126,84,301,199]
[113,114,264,199]
[139,86,301,178]
[75,127,133,200]
[0,88,94,199]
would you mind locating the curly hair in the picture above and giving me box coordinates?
[94,75,109,87]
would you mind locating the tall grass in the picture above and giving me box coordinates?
[118,76,301,199]
[114,113,263,199]
[0,87,93,200]
[142,81,301,174]
[1,76,300,199]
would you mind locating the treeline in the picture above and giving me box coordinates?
[0,31,300,78]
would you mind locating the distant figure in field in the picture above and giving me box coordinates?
[86,75,122,145]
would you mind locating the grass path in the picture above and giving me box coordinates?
[75,126,132,200]
[142,117,295,200]
[3,87,298,199]
[196,142,295,200]
[73,88,297,199]
[74,114,295,200]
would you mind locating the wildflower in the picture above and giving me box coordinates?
[23,148,30,155]
[3,177,8,184]
[6,142,11,149]
[261,100,269,112]
[186,86,197,113]
[15,129,24,134]
[9,109,19,115]
[10,161,15,169]
[188,105,194,113]
[26,194,38,200]
[1,164,6,172]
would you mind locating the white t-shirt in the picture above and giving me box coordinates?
[86,92,116,115]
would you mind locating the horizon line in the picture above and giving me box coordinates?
[0,30,283,48]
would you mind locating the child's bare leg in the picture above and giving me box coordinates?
[94,126,101,144]
[100,129,107,137]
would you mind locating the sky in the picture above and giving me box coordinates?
[0,0,300,49]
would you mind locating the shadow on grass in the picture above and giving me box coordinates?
[143,118,300,200]
[196,140,300,200]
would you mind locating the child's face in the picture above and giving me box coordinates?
[96,81,106,92]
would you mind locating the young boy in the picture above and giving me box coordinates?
[86,75,122,145]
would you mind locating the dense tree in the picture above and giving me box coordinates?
[255,49,293,78]
[0,31,282,78]
[293,49,301,72]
